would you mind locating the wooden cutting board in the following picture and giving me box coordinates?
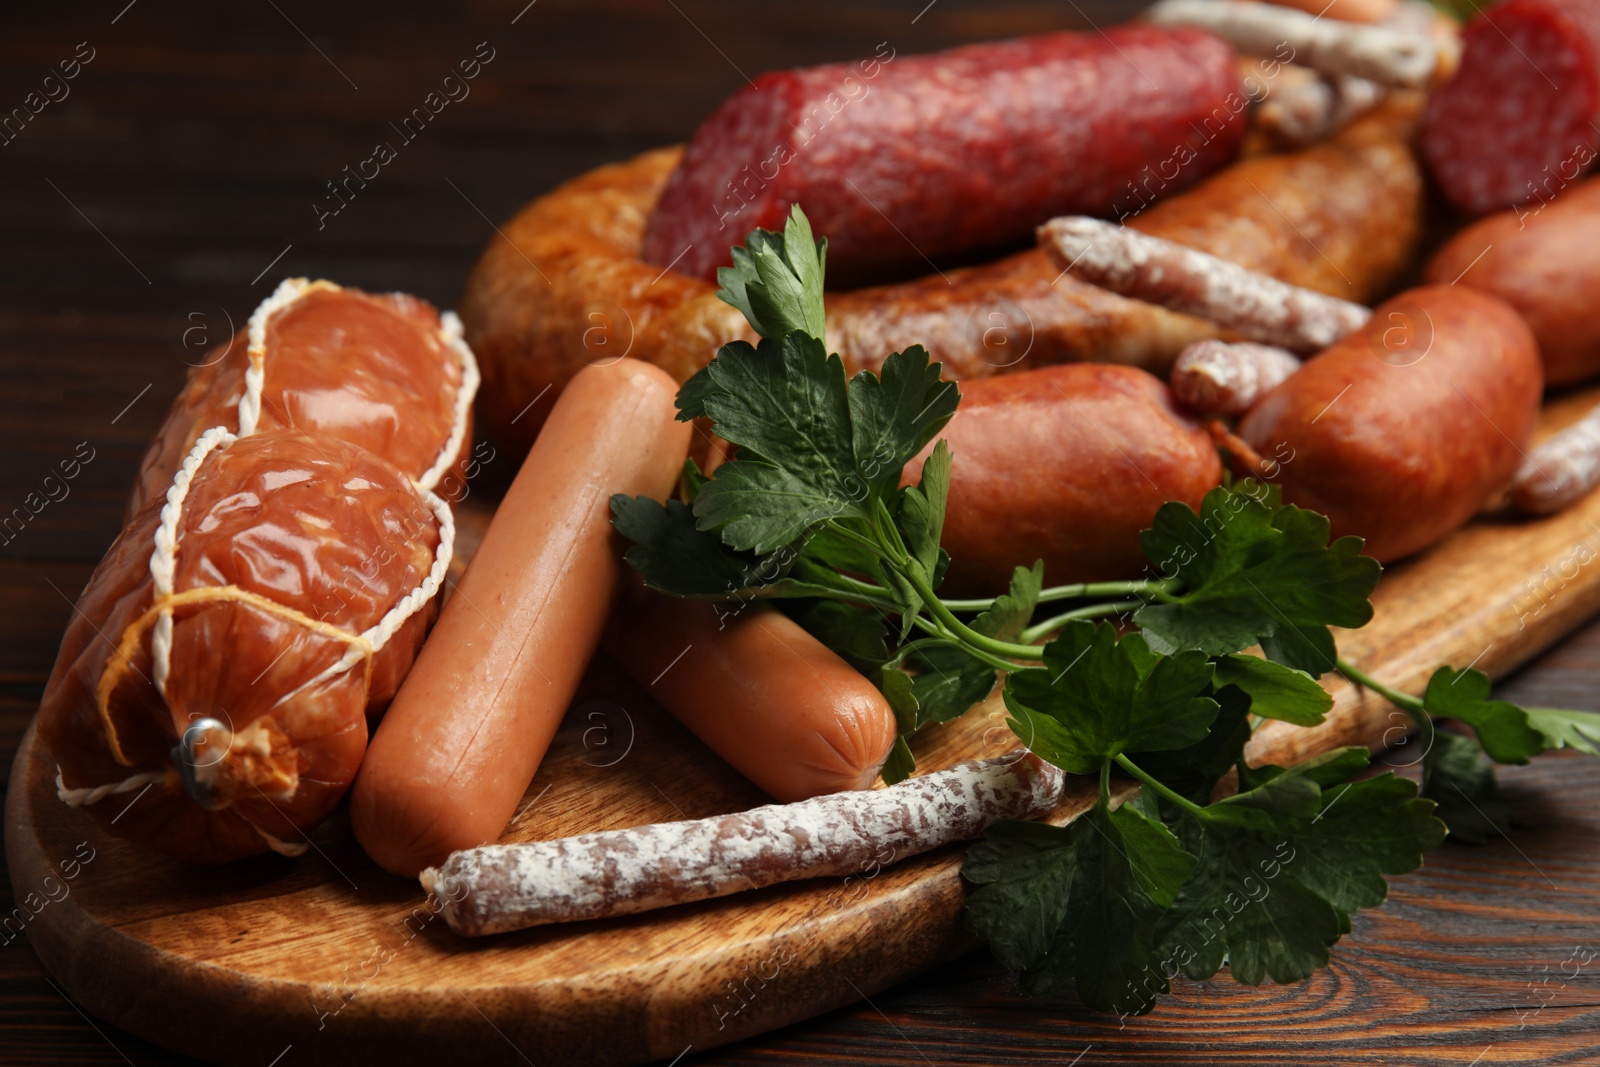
[10,387,1600,1067]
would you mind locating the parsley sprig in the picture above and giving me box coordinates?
[610,207,1600,1014]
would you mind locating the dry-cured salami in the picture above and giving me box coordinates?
[642,28,1247,285]
[421,753,1064,936]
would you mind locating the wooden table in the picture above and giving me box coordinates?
[3,1,1598,1063]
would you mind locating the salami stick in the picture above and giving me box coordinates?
[1509,405,1600,515]
[1145,0,1439,88]
[1170,339,1302,416]
[421,753,1064,937]
[1040,216,1372,354]
[1257,71,1384,148]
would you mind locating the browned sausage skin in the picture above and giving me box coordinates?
[1425,179,1600,386]
[903,363,1224,595]
[1231,285,1542,562]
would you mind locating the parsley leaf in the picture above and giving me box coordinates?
[779,598,888,675]
[964,801,1196,1015]
[1158,778,1347,985]
[612,495,786,599]
[715,204,827,342]
[1214,654,1332,726]
[1135,684,1253,806]
[897,440,950,581]
[1422,667,1545,764]
[1159,767,1443,985]
[1136,483,1379,676]
[907,644,998,727]
[1524,706,1600,755]
[1005,621,1217,775]
[1423,731,1511,843]
[691,333,861,553]
[852,349,960,499]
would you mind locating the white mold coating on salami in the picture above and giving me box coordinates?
[1146,0,1439,87]
[1041,216,1372,354]
[1170,339,1303,416]
[422,753,1064,937]
[1511,404,1600,514]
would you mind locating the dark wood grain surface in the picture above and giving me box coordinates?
[3,2,1599,1064]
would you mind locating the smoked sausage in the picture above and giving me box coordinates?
[601,591,897,802]
[903,363,1224,594]
[1425,178,1600,385]
[462,99,1423,455]
[643,27,1248,285]
[39,429,450,863]
[351,358,692,878]
[129,278,477,517]
[1229,286,1542,561]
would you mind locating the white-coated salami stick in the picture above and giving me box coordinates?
[1509,405,1600,515]
[1170,339,1303,416]
[1039,216,1372,355]
[1257,71,1384,148]
[420,753,1064,937]
[1145,0,1439,88]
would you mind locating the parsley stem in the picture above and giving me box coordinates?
[1336,658,1425,714]
[1114,754,1209,819]
[900,564,1046,663]
[938,578,1180,613]
[1337,657,1436,752]
[1020,600,1142,644]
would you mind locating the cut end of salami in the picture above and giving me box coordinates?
[642,27,1247,286]
[1422,0,1600,215]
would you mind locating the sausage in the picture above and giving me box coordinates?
[642,28,1247,286]
[421,753,1064,936]
[904,364,1224,595]
[1421,0,1600,216]
[1424,178,1600,385]
[601,590,897,802]
[129,278,477,517]
[1170,339,1303,416]
[38,429,450,863]
[1227,286,1542,562]
[1145,0,1439,87]
[461,98,1423,455]
[1039,215,1372,354]
[1508,402,1600,513]
[350,358,693,877]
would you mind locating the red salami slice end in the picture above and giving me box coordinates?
[1422,0,1600,215]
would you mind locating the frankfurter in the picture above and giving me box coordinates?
[643,27,1248,286]
[462,98,1423,455]
[1425,178,1600,385]
[129,278,477,517]
[1223,286,1542,562]
[903,363,1224,594]
[1421,0,1600,215]
[601,590,897,802]
[351,358,692,878]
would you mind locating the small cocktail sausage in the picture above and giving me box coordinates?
[602,591,897,802]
